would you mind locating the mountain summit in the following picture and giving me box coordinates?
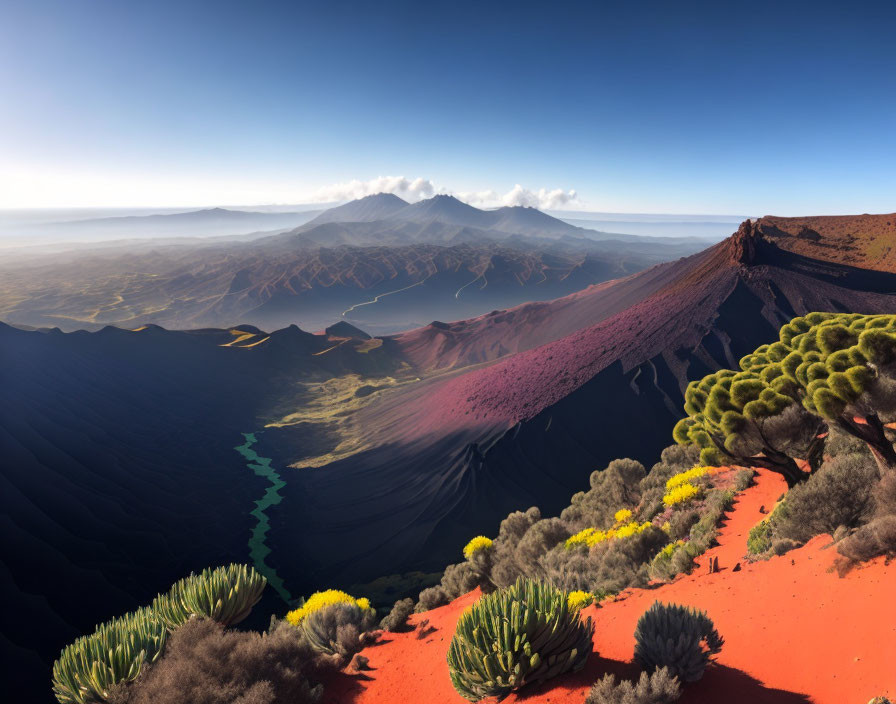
[303,193,582,238]
[305,192,410,225]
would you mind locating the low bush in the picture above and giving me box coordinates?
[415,584,450,612]
[773,453,878,543]
[561,459,647,532]
[838,515,896,562]
[107,618,327,704]
[747,519,773,555]
[839,470,896,561]
[415,561,485,612]
[771,538,800,556]
[153,564,266,629]
[447,578,593,701]
[667,510,699,541]
[663,483,701,507]
[463,536,493,559]
[285,589,370,626]
[733,468,754,491]
[585,668,681,704]
[299,602,379,659]
[567,590,595,610]
[634,602,723,682]
[380,598,415,632]
[53,607,167,704]
[543,525,668,594]
[665,467,709,490]
[647,541,685,582]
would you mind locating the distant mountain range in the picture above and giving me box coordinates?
[4,211,895,698]
[6,207,326,244]
[0,195,710,334]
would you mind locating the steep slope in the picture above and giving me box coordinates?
[261,217,896,599]
[324,471,895,704]
[0,322,403,701]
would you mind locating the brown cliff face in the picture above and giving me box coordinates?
[753,213,896,272]
[727,219,760,265]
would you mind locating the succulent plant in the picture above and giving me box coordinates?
[52,607,167,704]
[447,578,594,702]
[634,601,723,682]
[153,563,266,628]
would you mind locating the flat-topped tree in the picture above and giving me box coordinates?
[782,313,896,473]
[675,313,896,482]
[673,364,824,487]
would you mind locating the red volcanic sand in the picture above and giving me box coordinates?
[323,470,895,704]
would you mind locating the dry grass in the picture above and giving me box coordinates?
[267,372,419,468]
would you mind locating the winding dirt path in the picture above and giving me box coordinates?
[324,470,896,704]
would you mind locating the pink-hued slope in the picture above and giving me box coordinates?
[323,470,896,704]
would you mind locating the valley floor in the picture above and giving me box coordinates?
[324,470,896,704]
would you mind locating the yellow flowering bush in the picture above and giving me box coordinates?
[663,483,702,507]
[665,466,710,490]
[615,521,653,539]
[285,589,372,625]
[661,521,671,533]
[463,535,493,560]
[567,590,594,611]
[565,527,608,549]
[656,540,686,561]
[566,521,653,549]
[614,508,633,524]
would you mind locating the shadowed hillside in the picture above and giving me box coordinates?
[258,216,896,599]
[0,322,405,700]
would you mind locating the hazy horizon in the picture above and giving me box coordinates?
[0,198,747,248]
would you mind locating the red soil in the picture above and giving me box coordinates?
[324,470,896,704]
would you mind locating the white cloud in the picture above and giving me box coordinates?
[499,185,578,209]
[310,176,580,211]
[312,176,436,203]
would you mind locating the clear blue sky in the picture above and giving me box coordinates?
[1,0,894,214]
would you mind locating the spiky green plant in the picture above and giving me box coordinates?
[634,601,723,682]
[447,578,594,702]
[153,563,266,628]
[52,607,167,704]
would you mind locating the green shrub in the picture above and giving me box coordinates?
[447,578,593,701]
[52,607,168,704]
[733,468,755,491]
[667,510,699,541]
[300,602,378,659]
[634,602,723,682]
[380,598,414,632]
[153,564,267,628]
[747,519,773,555]
[773,453,878,543]
[542,525,668,594]
[585,667,681,704]
[838,471,896,562]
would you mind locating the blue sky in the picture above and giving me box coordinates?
[1,0,894,214]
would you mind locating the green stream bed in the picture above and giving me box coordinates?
[234,432,292,603]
